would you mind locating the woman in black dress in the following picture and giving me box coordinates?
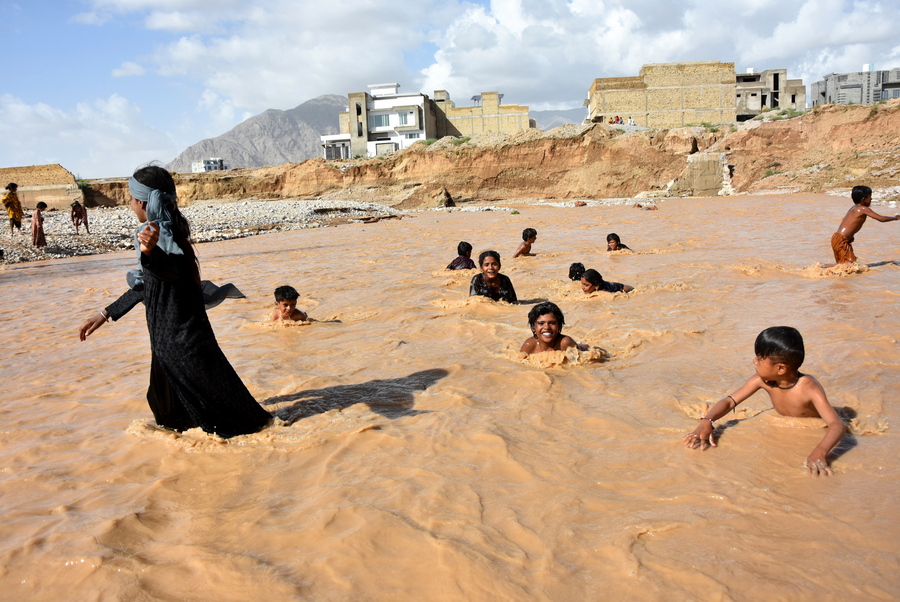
[79,166,271,438]
[468,250,517,304]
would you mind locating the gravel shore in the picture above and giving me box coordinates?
[0,199,402,265]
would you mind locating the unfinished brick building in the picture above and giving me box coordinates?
[585,61,737,128]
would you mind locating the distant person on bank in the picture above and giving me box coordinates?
[3,183,24,236]
[31,201,47,249]
[71,200,90,234]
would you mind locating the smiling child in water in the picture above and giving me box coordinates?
[520,301,583,354]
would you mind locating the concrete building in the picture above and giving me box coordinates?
[736,68,806,120]
[810,66,900,106]
[584,61,737,128]
[433,90,532,137]
[191,158,226,173]
[322,83,531,160]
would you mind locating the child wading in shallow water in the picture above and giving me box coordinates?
[520,301,584,355]
[830,185,900,264]
[271,285,308,322]
[79,165,271,438]
[683,326,845,476]
[513,228,537,258]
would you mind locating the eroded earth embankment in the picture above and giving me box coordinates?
[84,100,900,208]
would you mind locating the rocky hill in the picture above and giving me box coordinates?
[86,100,900,208]
[167,94,347,173]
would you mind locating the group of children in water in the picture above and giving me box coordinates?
[433,188,900,476]
[78,167,897,476]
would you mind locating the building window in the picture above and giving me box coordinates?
[791,94,796,103]
[398,112,409,126]
[894,89,900,99]
[357,122,363,137]
[370,114,390,128]
[404,133,420,139]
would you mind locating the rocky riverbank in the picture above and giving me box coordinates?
[0,199,403,265]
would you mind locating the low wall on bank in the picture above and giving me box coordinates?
[17,184,84,210]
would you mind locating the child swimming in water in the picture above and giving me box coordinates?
[520,301,580,354]
[683,326,846,476]
[469,250,517,303]
[606,233,631,251]
[271,285,308,321]
[581,268,633,294]
[446,241,476,270]
[513,228,537,258]
[568,262,585,281]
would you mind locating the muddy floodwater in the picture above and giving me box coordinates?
[1,193,898,600]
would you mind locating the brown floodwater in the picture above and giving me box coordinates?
[1,193,898,600]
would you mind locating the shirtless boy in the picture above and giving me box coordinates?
[683,326,845,476]
[831,185,899,263]
[513,228,537,258]
[270,285,308,322]
[520,302,580,354]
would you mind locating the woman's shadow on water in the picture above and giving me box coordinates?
[261,368,449,424]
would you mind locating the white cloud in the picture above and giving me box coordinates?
[0,94,178,178]
[112,61,146,77]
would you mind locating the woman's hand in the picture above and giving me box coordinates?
[138,221,160,255]
[79,311,108,341]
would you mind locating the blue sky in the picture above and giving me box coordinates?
[2,0,898,178]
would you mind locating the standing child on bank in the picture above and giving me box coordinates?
[3,182,23,237]
[31,202,47,249]
[683,326,845,476]
[831,185,899,264]
[71,200,90,234]
[271,285,309,322]
[513,228,537,258]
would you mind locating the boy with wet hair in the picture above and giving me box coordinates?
[683,326,846,476]
[270,285,308,322]
[513,228,537,258]
[446,241,476,270]
[831,185,899,263]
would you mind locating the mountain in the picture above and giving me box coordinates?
[530,107,586,130]
[167,94,348,173]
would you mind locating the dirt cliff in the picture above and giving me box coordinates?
[83,100,900,207]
